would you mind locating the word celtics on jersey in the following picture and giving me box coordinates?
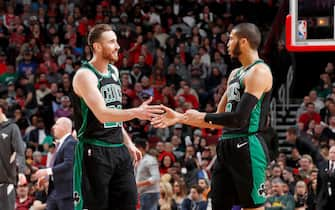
[100,82,122,128]
[73,62,123,144]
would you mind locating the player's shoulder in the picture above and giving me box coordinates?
[75,67,95,76]
[73,67,97,83]
[252,62,272,77]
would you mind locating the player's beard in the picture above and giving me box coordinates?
[102,47,118,63]
[231,39,242,58]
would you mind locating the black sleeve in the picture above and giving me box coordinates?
[204,92,258,127]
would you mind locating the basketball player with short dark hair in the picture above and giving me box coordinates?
[152,22,272,210]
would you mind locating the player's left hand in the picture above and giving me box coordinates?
[127,143,142,167]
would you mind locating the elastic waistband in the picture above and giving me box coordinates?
[220,132,257,140]
[81,138,124,147]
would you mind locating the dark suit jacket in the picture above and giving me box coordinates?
[296,137,324,166]
[316,160,335,210]
[48,135,77,200]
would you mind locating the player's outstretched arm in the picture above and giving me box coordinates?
[151,105,223,129]
[73,69,164,123]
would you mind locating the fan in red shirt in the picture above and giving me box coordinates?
[298,102,321,130]
[15,182,34,210]
[178,82,199,110]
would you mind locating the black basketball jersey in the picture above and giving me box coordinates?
[73,62,123,144]
[222,59,272,136]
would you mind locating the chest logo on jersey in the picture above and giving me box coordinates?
[227,82,241,102]
[100,84,122,104]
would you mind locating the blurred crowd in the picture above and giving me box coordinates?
[1,0,335,210]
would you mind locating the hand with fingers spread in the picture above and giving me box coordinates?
[136,97,165,120]
[151,105,185,128]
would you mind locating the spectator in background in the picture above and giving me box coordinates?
[286,126,324,166]
[159,181,177,210]
[307,178,317,210]
[320,98,335,124]
[135,138,160,210]
[282,167,296,194]
[265,178,295,210]
[294,181,308,210]
[30,178,48,210]
[271,164,282,179]
[297,96,312,120]
[320,115,335,144]
[18,50,37,79]
[35,79,50,106]
[54,95,72,120]
[286,147,302,169]
[28,117,48,149]
[298,103,321,131]
[172,179,187,210]
[177,82,199,110]
[298,155,314,182]
[15,181,34,210]
[181,185,207,210]
[309,90,324,113]
[198,178,210,201]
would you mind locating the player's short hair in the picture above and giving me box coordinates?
[88,24,113,51]
[233,23,261,50]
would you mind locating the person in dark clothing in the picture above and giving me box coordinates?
[260,115,279,161]
[286,126,324,167]
[316,145,335,210]
[181,185,207,210]
[0,99,26,210]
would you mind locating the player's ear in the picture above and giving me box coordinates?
[93,42,102,52]
[240,37,248,46]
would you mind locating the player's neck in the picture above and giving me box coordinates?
[89,56,110,74]
[239,51,260,68]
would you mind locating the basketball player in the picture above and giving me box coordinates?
[152,23,272,210]
[72,24,163,210]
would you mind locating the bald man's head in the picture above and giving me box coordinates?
[53,117,73,139]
